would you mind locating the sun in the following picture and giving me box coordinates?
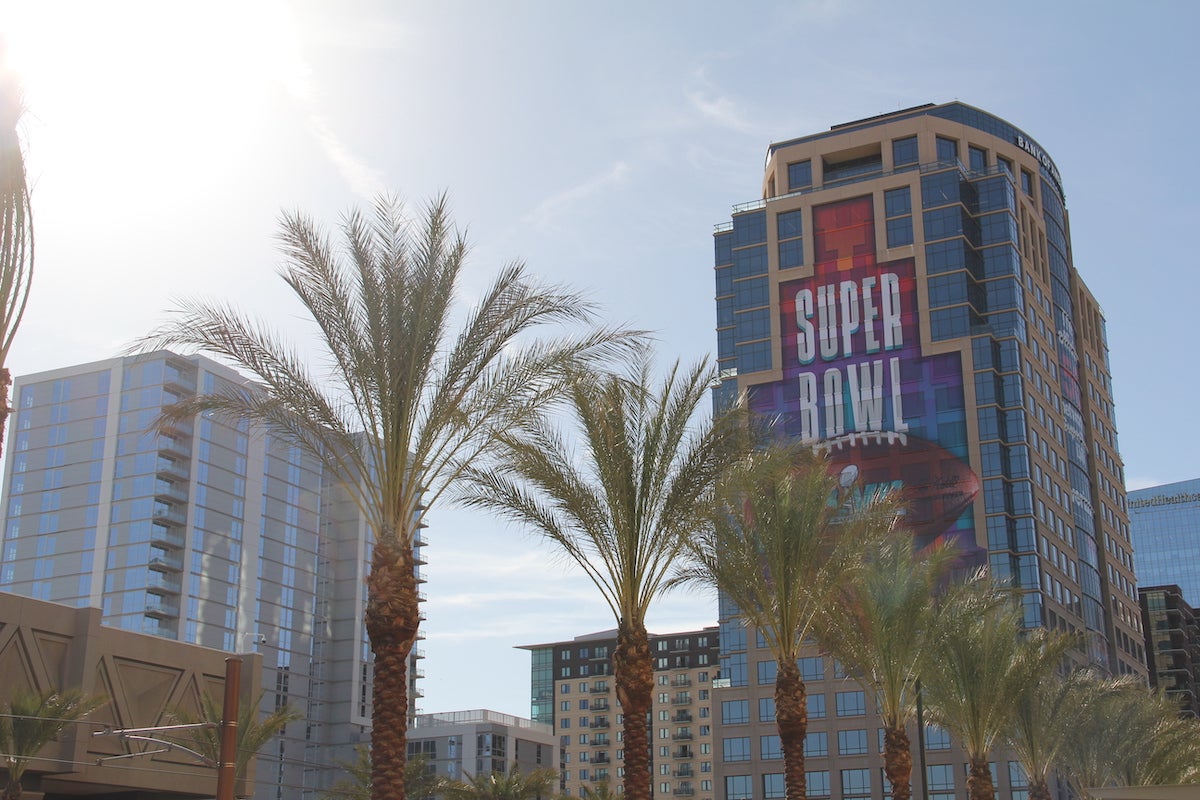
[3,1,309,195]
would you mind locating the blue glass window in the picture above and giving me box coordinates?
[807,771,831,798]
[787,160,812,192]
[886,217,913,248]
[798,656,824,681]
[779,238,804,269]
[1021,169,1034,197]
[756,660,777,685]
[733,277,769,309]
[721,699,749,725]
[763,773,785,800]
[732,211,767,247]
[892,136,918,167]
[921,171,961,209]
[808,693,826,719]
[835,691,866,717]
[969,145,987,173]
[884,187,911,217]
[732,245,767,279]
[759,697,776,722]
[804,732,828,757]
[838,729,868,755]
[935,136,958,163]
[734,308,770,342]
[714,232,733,265]
[722,737,751,762]
[927,764,955,794]
[979,212,1018,246]
[760,735,783,760]
[725,776,752,800]
[714,266,732,297]
[735,340,772,374]
[842,768,872,797]
[777,209,803,239]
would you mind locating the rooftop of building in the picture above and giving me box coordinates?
[412,709,547,731]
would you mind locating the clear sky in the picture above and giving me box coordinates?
[4,0,1198,719]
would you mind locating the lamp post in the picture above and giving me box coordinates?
[215,656,242,800]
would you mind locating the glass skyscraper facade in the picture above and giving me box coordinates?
[710,102,1141,800]
[0,351,425,799]
[1130,478,1200,605]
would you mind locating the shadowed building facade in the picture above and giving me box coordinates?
[709,102,1142,800]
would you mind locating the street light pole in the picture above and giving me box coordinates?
[216,656,242,800]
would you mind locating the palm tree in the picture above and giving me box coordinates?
[675,443,900,800]
[1004,638,1083,800]
[141,194,633,800]
[923,591,1068,800]
[322,749,449,800]
[443,763,557,800]
[458,356,744,800]
[1059,675,1200,797]
[0,57,35,460]
[815,535,959,800]
[174,691,303,795]
[0,688,106,800]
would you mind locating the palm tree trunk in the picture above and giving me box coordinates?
[775,658,807,800]
[0,367,10,461]
[366,540,420,800]
[966,755,995,800]
[1028,776,1052,800]
[613,620,652,800]
[882,724,912,800]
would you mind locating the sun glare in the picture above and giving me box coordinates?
[5,1,308,199]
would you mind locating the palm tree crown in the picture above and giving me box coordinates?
[0,688,106,800]
[676,443,900,800]
[816,535,959,800]
[458,355,743,800]
[142,195,632,800]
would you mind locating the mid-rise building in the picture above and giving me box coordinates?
[1130,479,1200,605]
[710,102,1141,800]
[408,709,559,786]
[0,351,426,799]
[522,627,720,799]
[1139,584,1200,717]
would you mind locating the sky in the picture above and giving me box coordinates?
[3,0,1198,719]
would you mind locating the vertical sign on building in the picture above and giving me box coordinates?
[749,196,983,560]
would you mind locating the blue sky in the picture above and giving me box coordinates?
[5,0,1198,717]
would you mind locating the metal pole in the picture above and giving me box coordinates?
[216,656,242,800]
[915,678,929,800]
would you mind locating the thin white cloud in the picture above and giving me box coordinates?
[305,112,386,200]
[684,88,754,134]
[523,162,631,230]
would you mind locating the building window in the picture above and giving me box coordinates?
[787,160,812,192]
[838,729,868,755]
[756,660,777,684]
[759,698,776,722]
[935,136,958,163]
[804,732,828,758]
[722,737,751,762]
[968,146,987,173]
[892,136,919,168]
[760,735,783,760]
[807,694,826,719]
[926,764,955,800]
[1021,169,1034,197]
[835,691,866,717]
[924,725,951,751]
[798,657,824,681]
[763,773,785,800]
[721,700,749,725]
[886,216,914,248]
[807,771,831,799]
[997,155,1013,175]
[841,768,872,798]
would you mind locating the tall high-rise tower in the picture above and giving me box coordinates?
[710,102,1140,800]
[0,351,426,799]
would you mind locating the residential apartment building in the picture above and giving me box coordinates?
[0,351,426,799]
[1139,585,1200,717]
[522,627,720,799]
[408,709,559,785]
[709,102,1142,800]
[1130,479,1200,606]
